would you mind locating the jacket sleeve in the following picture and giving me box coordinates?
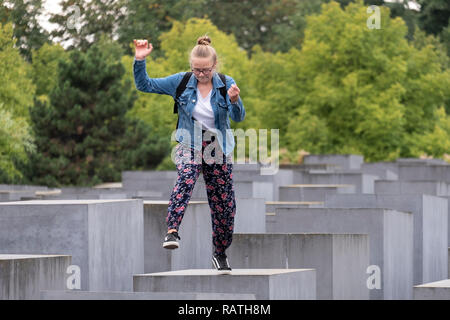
[133,57,183,98]
[225,75,246,122]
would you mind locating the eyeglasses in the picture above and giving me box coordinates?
[191,67,214,75]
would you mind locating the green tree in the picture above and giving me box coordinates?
[118,0,205,58]
[28,36,168,187]
[407,106,450,159]
[49,0,128,52]
[0,22,36,182]
[281,0,450,161]
[0,22,35,118]
[417,0,450,35]
[0,105,35,183]
[0,0,51,62]
[31,42,69,100]
[417,0,450,55]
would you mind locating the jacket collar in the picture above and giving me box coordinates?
[186,72,225,89]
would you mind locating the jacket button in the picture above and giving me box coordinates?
[192,99,196,103]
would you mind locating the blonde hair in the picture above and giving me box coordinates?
[190,35,218,67]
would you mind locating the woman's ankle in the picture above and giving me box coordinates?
[168,229,178,233]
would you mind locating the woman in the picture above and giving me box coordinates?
[133,36,245,274]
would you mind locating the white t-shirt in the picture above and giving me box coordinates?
[192,89,216,130]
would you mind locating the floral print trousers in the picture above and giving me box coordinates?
[166,130,236,256]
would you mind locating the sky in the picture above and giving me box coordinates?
[38,0,62,32]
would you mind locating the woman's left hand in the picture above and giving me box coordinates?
[228,84,240,103]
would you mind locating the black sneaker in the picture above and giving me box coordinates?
[212,253,232,274]
[163,231,180,249]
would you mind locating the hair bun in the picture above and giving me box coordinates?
[197,35,211,46]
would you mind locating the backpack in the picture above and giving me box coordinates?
[173,72,228,130]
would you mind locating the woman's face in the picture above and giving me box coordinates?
[191,57,216,84]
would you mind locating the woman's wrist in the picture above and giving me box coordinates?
[135,55,146,61]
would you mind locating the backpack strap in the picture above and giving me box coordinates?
[174,72,193,114]
[218,73,227,102]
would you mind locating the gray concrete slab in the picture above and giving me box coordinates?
[40,290,256,300]
[325,194,448,285]
[230,169,296,201]
[0,199,144,292]
[303,155,364,170]
[190,177,274,201]
[133,269,316,300]
[0,254,71,300]
[37,187,163,201]
[265,201,324,213]
[279,184,355,202]
[227,233,370,300]
[414,279,450,300]
[396,158,449,166]
[280,163,343,171]
[267,207,414,300]
[0,184,48,191]
[41,193,129,200]
[293,172,378,194]
[0,190,37,202]
[360,162,399,180]
[374,180,450,196]
[398,164,450,182]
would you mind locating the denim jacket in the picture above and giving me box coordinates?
[133,57,245,157]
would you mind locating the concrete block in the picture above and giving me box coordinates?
[122,171,177,195]
[133,269,316,300]
[189,177,273,201]
[36,186,163,201]
[41,193,129,200]
[280,164,343,171]
[0,254,71,300]
[0,199,144,291]
[303,155,364,170]
[265,201,324,213]
[398,164,450,182]
[396,158,449,166]
[233,198,266,233]
[414,279,450,300]
[361,162,399,180]
[374,180,450,196]
[279,184,355,202]
[143,198,265,273]
[232,163,262,171]
[325,194,448,285]
[0,190,37,202]
[227,233,370,299]
[293,172,378,194]
[40,290,256,300]
[267,207,414,299]
[0,184,48,191]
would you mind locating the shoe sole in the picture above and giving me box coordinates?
[163,241,179,249]
[216,270,232,275]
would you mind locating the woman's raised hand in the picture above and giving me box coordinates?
[133,39,153,60]
[228,84,240,103]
